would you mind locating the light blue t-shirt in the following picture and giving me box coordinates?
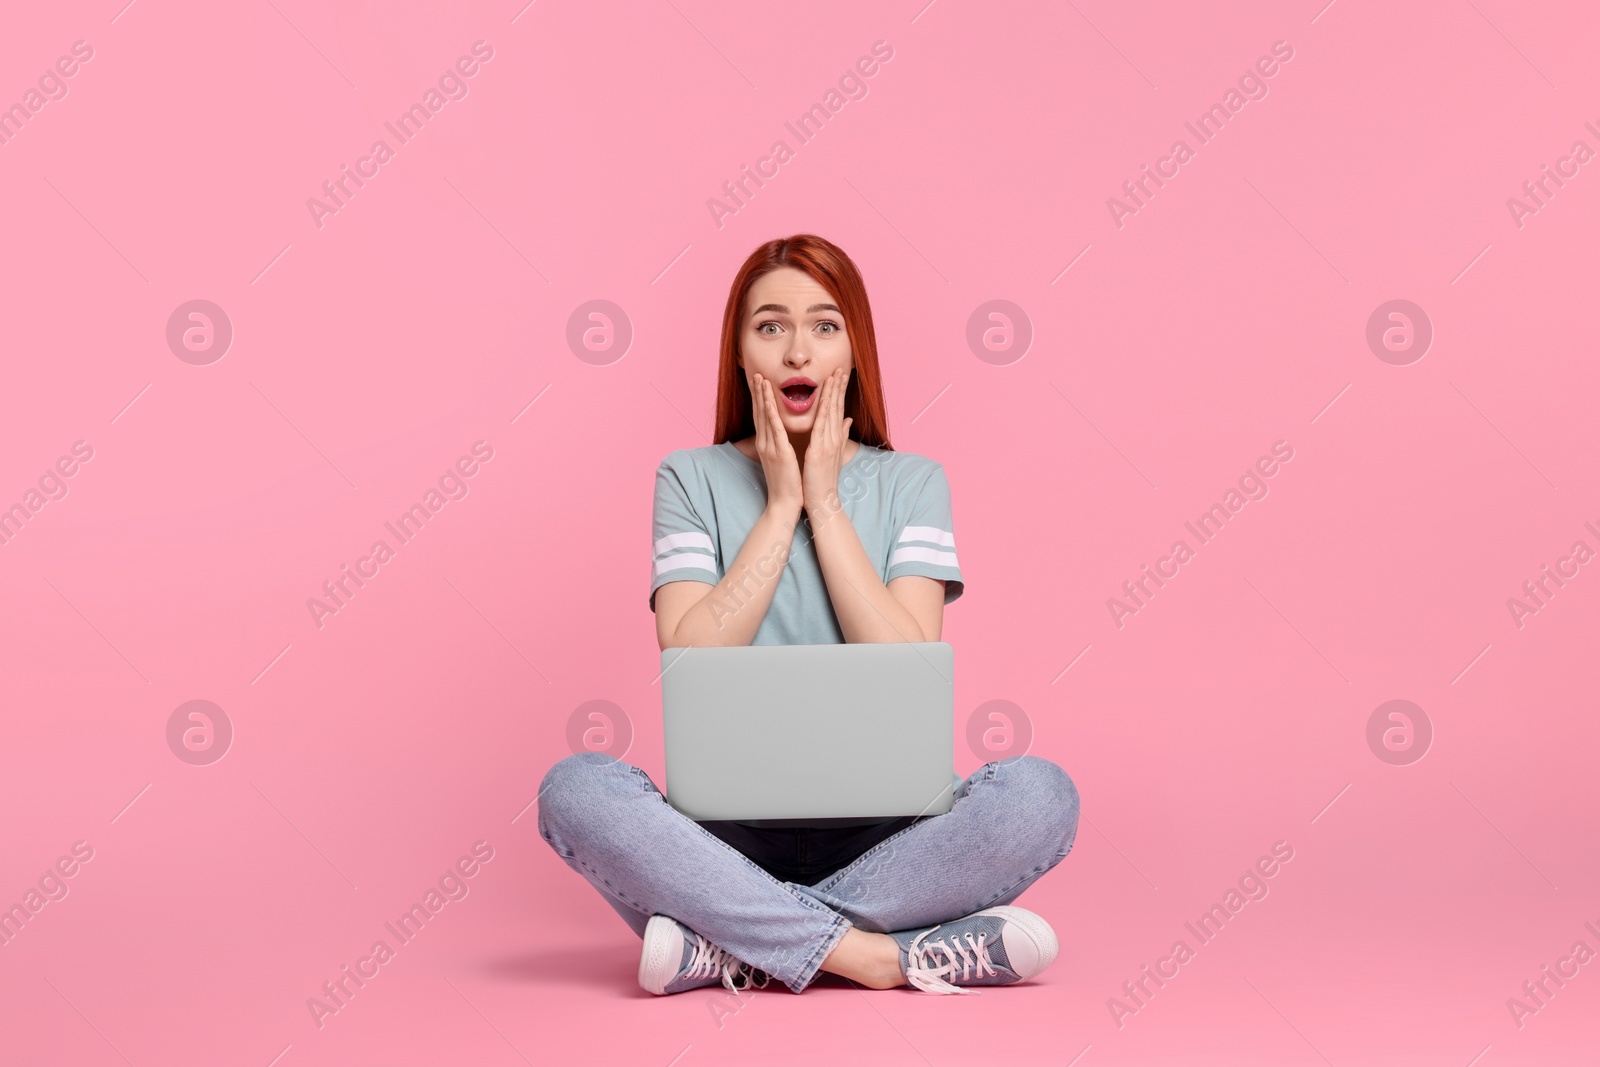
[649,441,964,644]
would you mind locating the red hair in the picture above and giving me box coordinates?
[712,234,893,451]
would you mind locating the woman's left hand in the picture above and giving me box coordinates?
[802,367,853,517]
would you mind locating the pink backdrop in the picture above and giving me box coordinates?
[2,1,1597,1064]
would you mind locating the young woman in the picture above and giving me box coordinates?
[537,234,1080,996]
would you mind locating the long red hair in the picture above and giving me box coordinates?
[712,234,893,451]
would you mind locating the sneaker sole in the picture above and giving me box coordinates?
[980,905,1060,979]
[639,914,682,995]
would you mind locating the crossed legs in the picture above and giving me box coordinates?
[536,751,1080,993]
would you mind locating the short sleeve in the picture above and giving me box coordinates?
[649,457,721,612]
[886,463,965,604]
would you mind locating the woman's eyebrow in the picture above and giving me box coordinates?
[750,302,842,316]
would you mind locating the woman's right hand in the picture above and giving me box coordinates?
[752,372,804,517]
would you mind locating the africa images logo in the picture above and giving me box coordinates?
[705,39,895,229]
[1106,39,1296,229]
[306,441,495,629]
[305,41,496,230]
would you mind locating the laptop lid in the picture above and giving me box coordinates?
[661,641,955,821]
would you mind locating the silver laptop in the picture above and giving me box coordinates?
[661,641,956,821]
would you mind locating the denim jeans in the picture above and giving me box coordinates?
[536,751,1081,993]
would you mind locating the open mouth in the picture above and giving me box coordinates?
[779,381,817,413]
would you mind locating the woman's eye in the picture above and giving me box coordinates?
[818,322,838,335]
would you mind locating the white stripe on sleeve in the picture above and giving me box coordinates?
[889,545,960,570]
[897,524,956,548]
[654,531,715,558]
[652,551,718,579]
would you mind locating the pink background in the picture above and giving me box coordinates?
[3,1,1597,1064]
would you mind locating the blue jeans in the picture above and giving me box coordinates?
[536,751,1081,993]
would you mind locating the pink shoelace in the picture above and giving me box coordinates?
[903,925,998,995]
[682,932,767,992]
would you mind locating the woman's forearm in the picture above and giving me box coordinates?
[663,502,802,647]
[808,500,928,643]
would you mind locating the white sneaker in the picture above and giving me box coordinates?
[639,914,771,996]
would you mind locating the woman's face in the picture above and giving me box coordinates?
[737,266,853,434]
